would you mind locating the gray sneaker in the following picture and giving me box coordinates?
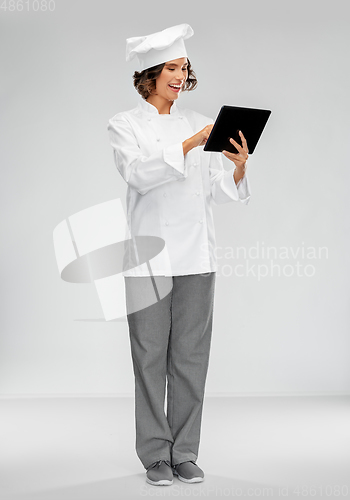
[146,460,173,486]
[172,460,204,483]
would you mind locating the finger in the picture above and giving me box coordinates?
[223,150,242,160]
[226,140,249,159]
[223,151,239,158]
[231,133,249,156]
[239,131,249,154]
[229,137,244,153]
[224,147,245,159]
[223,150,249,162]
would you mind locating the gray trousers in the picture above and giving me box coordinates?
[124,272,216,470]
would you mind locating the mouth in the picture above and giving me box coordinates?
[168,83,182,93]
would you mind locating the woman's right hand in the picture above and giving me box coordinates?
[193,124,214,147]
[182,124,213,155]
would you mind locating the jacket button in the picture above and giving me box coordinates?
[199,219,203,224]
[165,221,169,226]
[196,191,200,196]
[163,192,167,197]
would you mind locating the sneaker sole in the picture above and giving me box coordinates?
[173,469,204,483]
[146,477,173,486]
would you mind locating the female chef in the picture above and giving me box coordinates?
[107,24,250,486]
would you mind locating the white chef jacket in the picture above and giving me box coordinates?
[107,96,251,277]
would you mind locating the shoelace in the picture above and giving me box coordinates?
[147,459,171,471]
[147,459,198,471]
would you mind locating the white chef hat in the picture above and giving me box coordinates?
[126,23,194,73]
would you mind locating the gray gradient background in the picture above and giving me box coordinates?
[1,0,349,396]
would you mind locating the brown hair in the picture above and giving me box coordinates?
[132,59,198,100]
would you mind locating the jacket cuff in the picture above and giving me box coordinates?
[234,172,251,204]
[220,169,251,204]
[163,143,187,178]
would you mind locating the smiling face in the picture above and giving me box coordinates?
[147,57,188,110]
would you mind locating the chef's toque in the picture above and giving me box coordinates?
[126,23,194,72]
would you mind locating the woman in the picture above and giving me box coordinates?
[108,24,250,486]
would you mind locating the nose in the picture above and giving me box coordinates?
[175,69,185,82]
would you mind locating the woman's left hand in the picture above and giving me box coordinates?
[222,131,249,170]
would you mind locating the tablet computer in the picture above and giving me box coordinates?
[203,105,271,155]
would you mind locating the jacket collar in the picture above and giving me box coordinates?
[137,95,179,116]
